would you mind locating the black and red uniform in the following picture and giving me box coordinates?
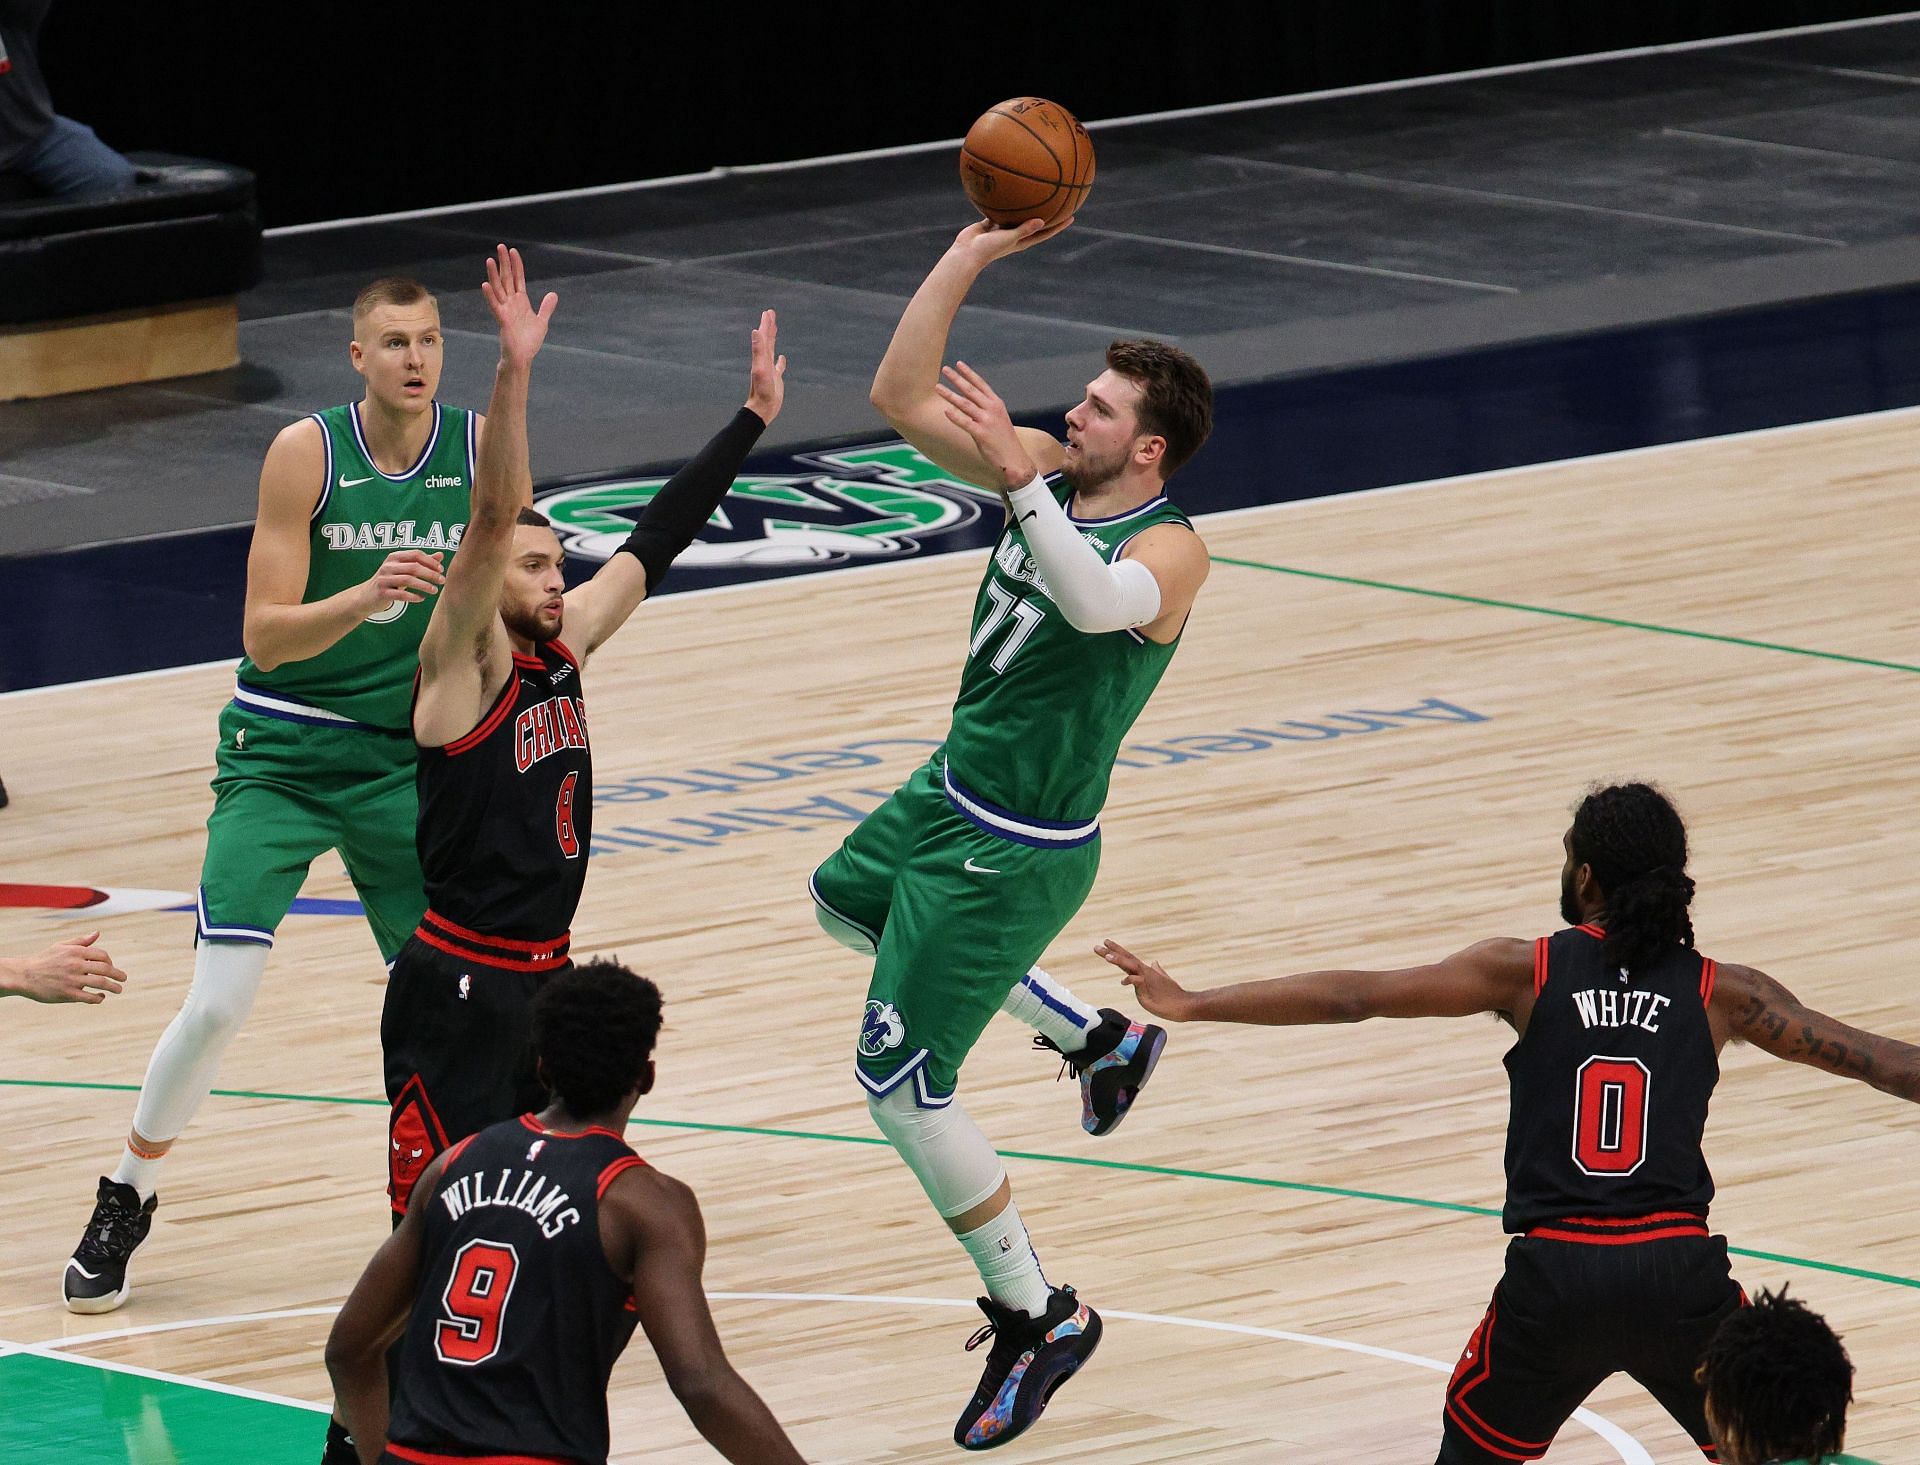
[383,641,593,1213]
[1439,925,1743,1465]
[382,1115,644,1465]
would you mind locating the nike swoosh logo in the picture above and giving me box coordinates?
[67,1261,100,1279]
[338,474,374,488]
[963,857,1001,875]
[1019,511,1037,523]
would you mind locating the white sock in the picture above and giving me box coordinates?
[958,1200,1051,1319]
[1000,966,1101,1053]
[111,940,268,1199]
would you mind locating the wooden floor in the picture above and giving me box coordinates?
[4,408,1919,1463]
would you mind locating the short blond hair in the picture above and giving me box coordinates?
[352,276,437,330]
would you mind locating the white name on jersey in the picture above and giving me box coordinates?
[1571,987,1670,1033]
[439,1165,582,1239]
[321,519,467,552]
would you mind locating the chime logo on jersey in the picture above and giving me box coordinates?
[535,440,995,568]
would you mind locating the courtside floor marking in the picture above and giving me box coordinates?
[1210,556,1920,677]
[21,1295,1656,1465]
[7,401,1918,703]
[6,1078,1915,1294]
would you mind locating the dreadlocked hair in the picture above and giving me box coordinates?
[1569,782,1695,976]
[1698,1286,1852,1464]
[531,958,662,1117]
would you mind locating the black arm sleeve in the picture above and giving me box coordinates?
[617,407,767,591]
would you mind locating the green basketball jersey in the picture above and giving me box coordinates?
[235,402,476,730]
[942,479,1191,825]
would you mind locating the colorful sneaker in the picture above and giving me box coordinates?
[63,1177,157,1314]
[953,1285,1102,1451]
[1036,1007,1167,1136]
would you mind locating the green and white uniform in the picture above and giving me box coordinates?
[812,477,1191,1105]
[198,401,476,959]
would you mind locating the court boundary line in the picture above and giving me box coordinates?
[5,1077,1915,1294]
[21,1294,1655,1464]
[261,10,1920,236]
[0,1336,331,1413]
[6,400,1919,704]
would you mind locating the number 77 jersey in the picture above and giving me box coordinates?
[942,480,1193,828]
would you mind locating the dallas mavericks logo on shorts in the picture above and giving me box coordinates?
[859,999,906,1058]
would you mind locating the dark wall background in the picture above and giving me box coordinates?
[44,1,1914,227]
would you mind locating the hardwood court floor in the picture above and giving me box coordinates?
[4,408,1918,1463]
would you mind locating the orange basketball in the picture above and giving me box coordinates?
[959,97,1096,228]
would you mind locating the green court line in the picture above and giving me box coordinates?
[1209,556,1920,676]
[10,1077,1914,1293]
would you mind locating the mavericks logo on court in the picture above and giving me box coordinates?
[535,440,998,571]
[860,999,906,1058]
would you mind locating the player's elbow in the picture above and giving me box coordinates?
[240,621,281,673]
[665,1360,737,1417]
[322,1326,375,1381]
[868,379,908,422]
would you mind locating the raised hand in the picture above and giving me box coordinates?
[935,359,1038,492]
[744,309,786,426]
[951,215,1076,267]
[481,244,558,367]
[1095,938,1196,1022]
[358,549,445,615]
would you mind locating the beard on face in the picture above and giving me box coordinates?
[1062,445,1128,493]
[1559,865,1582,928]
[502,598,561,644]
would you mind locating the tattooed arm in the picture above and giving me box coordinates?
[1713,962,1920,1104]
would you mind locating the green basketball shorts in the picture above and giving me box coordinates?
[196,684,426,961]
[809,754,1100,1106]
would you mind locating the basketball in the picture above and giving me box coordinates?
[959,97,1096,228]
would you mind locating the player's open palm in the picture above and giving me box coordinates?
[1096,938,1194,1021]
[482,244,558,366]
[937,360,1037,491]
[745,309,786,425]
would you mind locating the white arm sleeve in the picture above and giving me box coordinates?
[1007,476,1162,633]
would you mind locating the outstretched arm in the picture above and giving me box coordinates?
[414,246,556,743]
[0,934,126,1004]
[1096,937,1537,1026]
[1715,962,1920,1104]
[615,1172,806,1464]
[560,310,786,657]
[325,1151,445,1465]
[870,220,1068,490]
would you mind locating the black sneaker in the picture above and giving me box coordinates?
[63,1177,156,1314]
[953,1285,1102,1451]
[1035,1007,1167,1136]
[319,1417,358,1465]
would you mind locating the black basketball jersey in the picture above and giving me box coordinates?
[388,1115,645,1465]
[414,640,591,962]
[1501,924,1720,1232]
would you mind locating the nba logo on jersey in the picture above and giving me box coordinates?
[527,1139,546,1162]
[457,974,471,1001]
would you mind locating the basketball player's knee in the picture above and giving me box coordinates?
[179,948,263,1043]
[810,878,877,956]
[866,1085,1004,1219]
